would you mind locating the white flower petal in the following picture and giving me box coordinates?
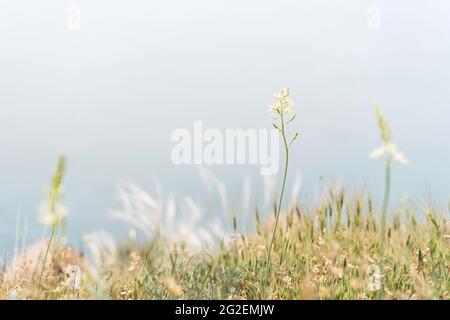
[369,146,386,159]
[394,151,408,164]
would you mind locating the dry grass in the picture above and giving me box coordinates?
[1,186,448,300]
[0,97,448,300]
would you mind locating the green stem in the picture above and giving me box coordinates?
[267,111,289,269]
[380,160,391,256]
[377,159,391,299]
[38,226,55,291]
[38,191,57,292]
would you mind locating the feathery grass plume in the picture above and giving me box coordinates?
[370,106,407,253]
[1,172,449,299]
[83,230,117,276]
[267,88,299,269]
[37,155,66,291]
[111,181,227,253]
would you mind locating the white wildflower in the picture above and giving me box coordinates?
[38,201,68,227]
[367,265,382,291]
[370,143,408,164]
[370,105,407,165]
[64,265,81,290]
[269,88,296,118]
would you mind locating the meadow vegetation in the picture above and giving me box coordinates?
[1,185,448,300]
[0,90,448,300]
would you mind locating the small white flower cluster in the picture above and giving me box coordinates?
[38,201,68,227]
[370,105,407,165]
[64,265,81,290]
[370,142,407,164]
[269,88,295,119]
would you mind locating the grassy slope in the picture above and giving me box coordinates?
[1,190,448,300]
